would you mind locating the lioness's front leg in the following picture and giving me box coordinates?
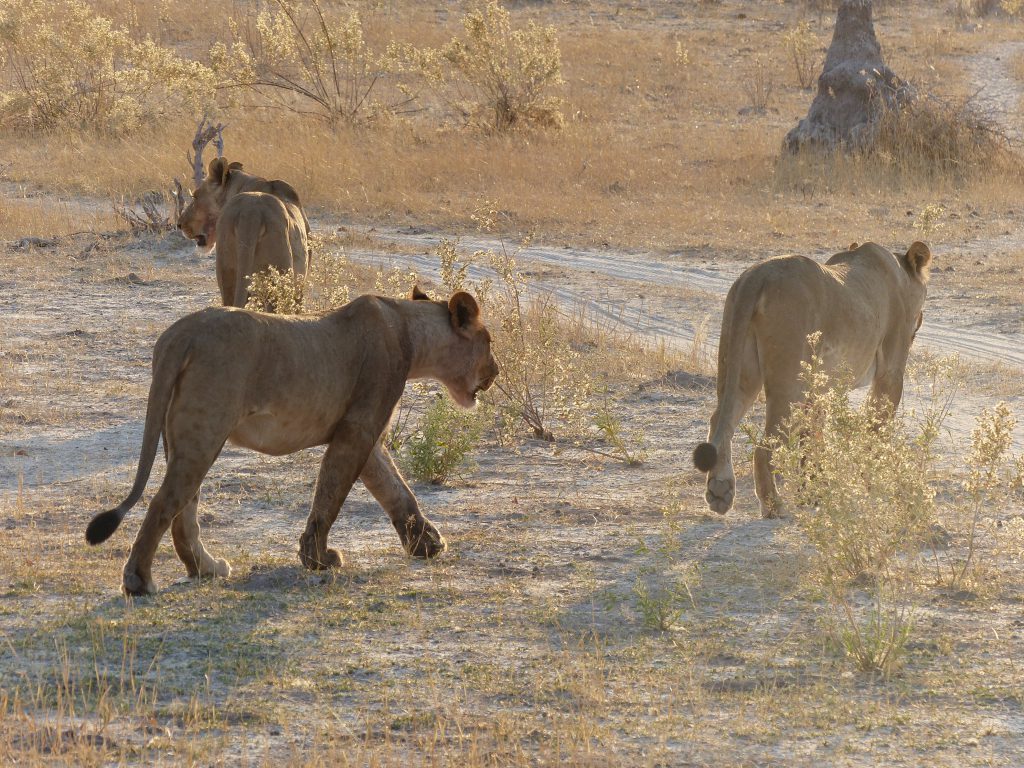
[298,421,379,570]
[360,441,446,558]
[171,489,232,580]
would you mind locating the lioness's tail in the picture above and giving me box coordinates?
[85,332,192,545]
[692,276,760,473]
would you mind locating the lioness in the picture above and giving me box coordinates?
[693,241,932,518]
[86,289,499,595]
[178,157,311,308]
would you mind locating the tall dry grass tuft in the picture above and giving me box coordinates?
[868,95,1015,181]
[777,93,1018,193]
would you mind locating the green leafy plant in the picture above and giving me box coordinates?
[631,553,699,633]
[593,391,646,466]
[402,392,483,485]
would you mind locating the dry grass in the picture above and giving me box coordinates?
[1,2,1022,253]
[0,197,122,240]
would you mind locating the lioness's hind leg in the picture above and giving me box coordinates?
[361,442,446,558]
[123,440,224,596]
[171,490,231,580]
[703,350,761,515]
[123,478,203,596]
[755,396,794,519]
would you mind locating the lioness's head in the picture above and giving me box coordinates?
[177,157,244,252]
[414,287,499,408]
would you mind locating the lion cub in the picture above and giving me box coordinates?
[86,288,499,596]
[178,157,310,308]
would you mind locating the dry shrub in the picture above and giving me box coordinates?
[244,266,305,314]
[431,226,594,443]
[243,236,367,314]
[211,0,413,127]
[772,339,938,676]
[0,0,214,133]
[932,402,1024,594]
[953,0,1006,17]
[415,0,564,132]
[783,21,819,90]
[773,352,937,586]
[740,57,775,114]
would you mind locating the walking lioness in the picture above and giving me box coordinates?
[86,289,499,595]
[693,241,932,518]
[178,157,310,307]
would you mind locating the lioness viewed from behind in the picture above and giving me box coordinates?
[693,241,932,518]
[178,157,311,308]
[86,289,499,596]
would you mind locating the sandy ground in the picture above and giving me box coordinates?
[1,186,1022,767]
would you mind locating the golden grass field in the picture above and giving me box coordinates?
[1,1,1024,765]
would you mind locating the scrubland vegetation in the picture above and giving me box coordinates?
[2,0,1024,765]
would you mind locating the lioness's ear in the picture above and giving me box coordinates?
[208,157,230,186]
[411,285,430,301]
[228,161,244,171]
[448,291,480,334]
[848,241,859,250]
[904,241,932,280]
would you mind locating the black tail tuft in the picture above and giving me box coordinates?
[693,442,718,473]
[86,509,123,545]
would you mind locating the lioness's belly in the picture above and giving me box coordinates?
[228,413,334,456]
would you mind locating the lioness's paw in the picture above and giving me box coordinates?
[122,571,157,597]
[705,476,735,514]
[760,500,786,520]
[397,517,447,558]
[408,530,447,559]
[213,558,232,578]
[298,539,343,570]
